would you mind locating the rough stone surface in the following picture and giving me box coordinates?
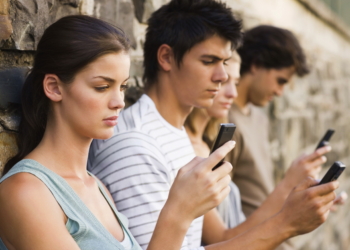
[0,0,12,45]
[95,0,136,47]
[0,110,21,131]
[0,131,17,173]
[0,67,28,109]
[5,0,80,50]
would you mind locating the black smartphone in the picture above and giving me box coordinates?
[318,161,346,185]
[210,123,236,170]
[315,129,335,150]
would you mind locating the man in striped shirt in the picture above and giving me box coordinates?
[88,0,339,249]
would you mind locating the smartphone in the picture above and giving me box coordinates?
[315,129,335,150]
[318,161,346,185]
[210,123,236,170]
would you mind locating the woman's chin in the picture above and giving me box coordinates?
[93,130,115,140]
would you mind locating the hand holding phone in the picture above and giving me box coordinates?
[210,123,236,170]
[315,129,335,151]
[318,161,346,185]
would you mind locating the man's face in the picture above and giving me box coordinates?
[247,66,295,106]
[169,35,232,109]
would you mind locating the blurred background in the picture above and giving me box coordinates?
[0,0,349,249]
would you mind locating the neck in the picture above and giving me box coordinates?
[235,74,250,108]
[146,76,193,129]
[26,117,91,179]
[235,74,251,115]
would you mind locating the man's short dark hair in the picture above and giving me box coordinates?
[143,0,242,88]
[238,25,309,77]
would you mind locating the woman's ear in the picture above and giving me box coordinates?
[157,44,174,72]
[43,74,63,102]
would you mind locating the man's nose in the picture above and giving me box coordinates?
[212,63,229,84]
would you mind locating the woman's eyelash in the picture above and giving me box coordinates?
[95,86,109,91]
[121,84,129,91]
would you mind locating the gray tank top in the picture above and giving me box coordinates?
[0,159,142,250]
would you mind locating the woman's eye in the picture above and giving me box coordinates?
[95,86,109,91]
[120,84,129,92]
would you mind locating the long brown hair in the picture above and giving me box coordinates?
[3,15,130,176]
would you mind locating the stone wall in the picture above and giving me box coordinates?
[1,0,350,249]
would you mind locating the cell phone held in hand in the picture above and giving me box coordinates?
[315,129,335,151]
[318,161,346,185]
[210,123,236,171]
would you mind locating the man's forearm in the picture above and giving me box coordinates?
[206,212,293,250]
[220,180,291,241]
[148,205,192,250]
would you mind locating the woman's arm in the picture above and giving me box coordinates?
[0,173,80,250]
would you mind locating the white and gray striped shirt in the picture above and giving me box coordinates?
[88,94,204,250]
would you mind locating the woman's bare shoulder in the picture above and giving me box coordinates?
[0,172,75,249]
[0,172,66,227]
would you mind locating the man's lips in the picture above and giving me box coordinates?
[207,89,219,95]
[103,116,118,126]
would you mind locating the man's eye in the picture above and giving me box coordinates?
[203,61,214,65]
[95,86,109,91]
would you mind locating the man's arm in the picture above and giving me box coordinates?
[203,178,338,249]
[89,132,236,250]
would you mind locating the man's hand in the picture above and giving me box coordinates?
[165,140,235,223]
[283,146,331,190]
[279,177,338,236]
[330,191,348,212]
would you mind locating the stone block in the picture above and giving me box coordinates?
[132,0,155,23]
[0,67,28,109]
[0,131,17,173]
[95,0,136,48]
[6,0,80,50]
[0,111,21,132]
[0,0,9,15]
[0,14,12,42]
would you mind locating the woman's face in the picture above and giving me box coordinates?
[206,60,240,119]
[59,52,130,140]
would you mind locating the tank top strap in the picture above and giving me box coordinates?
[0,159,81,221]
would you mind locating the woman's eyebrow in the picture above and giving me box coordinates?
[93,76,116,84]
[93,76,130,84]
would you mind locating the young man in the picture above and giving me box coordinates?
[88,1,338,249]
[228,25,329,249]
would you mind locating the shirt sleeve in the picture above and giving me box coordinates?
[88,131,198,250]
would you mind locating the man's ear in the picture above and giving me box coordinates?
[250,64,258,75]
[157,44,174,72]
[43,74,63,102]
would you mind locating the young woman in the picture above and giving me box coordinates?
[0,15,234,250]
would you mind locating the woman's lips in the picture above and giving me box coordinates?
[103,116,118,126]
[220,102,232,109]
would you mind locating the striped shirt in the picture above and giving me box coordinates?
[88,94,204,250]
